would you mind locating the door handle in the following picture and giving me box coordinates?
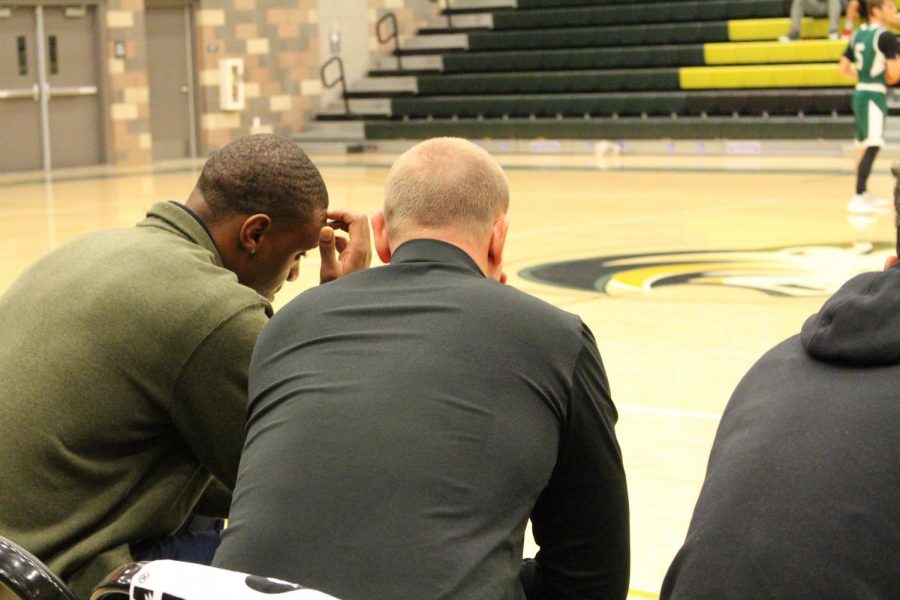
[0,86,40,101]
[181,86,189,94]
[47,85,98,97]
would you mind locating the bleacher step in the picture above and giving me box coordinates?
[403,33,468,52]
[374,55,443,72]
[441,0,514,13]
[292,121,368,153]
[363,116,852,141]
[419,13,492,33]
[318,98,392,118]
[348,76,418,95]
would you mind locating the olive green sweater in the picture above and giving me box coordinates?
[0,202,270,599]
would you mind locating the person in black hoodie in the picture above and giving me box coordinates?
[660,167,900,600]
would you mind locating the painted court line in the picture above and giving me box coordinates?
[509,198,778,243]
[606,197,779,226]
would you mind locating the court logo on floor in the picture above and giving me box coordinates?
[520,242,893,297]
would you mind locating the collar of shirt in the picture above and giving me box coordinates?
[137,201,223,267]
[391,238,486,278]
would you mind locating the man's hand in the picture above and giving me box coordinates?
[319,208,372,284]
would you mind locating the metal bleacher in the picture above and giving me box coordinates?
[300,0,865,150]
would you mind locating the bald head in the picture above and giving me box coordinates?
[383,137,509,241]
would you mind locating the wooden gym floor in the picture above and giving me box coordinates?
[1,150,896,599]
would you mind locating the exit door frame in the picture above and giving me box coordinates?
[0,0,108,171]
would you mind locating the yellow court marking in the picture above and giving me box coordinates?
[629,589,660,600]
[604,261,801,292]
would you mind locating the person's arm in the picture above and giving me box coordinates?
[169,305,268,511]
[878,30,900,84]
[525,323,630,600]
[839,42,857,81]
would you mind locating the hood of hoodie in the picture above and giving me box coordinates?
[801,264,900,367]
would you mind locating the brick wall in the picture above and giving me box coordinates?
[101,0,325,163]
[105,0,152,165]
[194,0,322,152]
[98,0,437,164]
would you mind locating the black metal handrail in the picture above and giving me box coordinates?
[376,12,403,71]
[429,0,453,29]
[320,55,350,115]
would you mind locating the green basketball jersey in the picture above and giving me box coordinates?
[851,25,890,87]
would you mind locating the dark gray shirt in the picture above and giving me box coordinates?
[214,239,629,600]
[662,268,900,600]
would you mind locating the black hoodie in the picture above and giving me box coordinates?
[662,267,900,600]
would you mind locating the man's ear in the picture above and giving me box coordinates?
[372,210,392,264]
[238,214,272,255]
[885,254,898,271]
[487,214,509,275]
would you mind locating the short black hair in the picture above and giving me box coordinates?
[197,134,328,223]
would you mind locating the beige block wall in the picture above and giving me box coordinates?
[105,0,152,165]
[101,0,323,164]
[193,0,321,153]
[97,0,435,164]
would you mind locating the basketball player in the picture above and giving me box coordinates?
[839,0,900,214]
[842,0,900,38]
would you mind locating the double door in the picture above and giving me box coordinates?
[0,4,103,172]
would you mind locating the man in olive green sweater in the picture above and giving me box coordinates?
[0,135,371,599]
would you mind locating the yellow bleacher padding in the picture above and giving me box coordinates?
[704,40,846,65]
[679,64,852,89]
[728,18,845,41]
[729,1,900,41]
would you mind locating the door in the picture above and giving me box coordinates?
[44,5,103,169]
[146,4,196,160]
[0,4,103,172]
[0,7,43,172]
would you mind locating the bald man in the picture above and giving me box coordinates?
[213,138,630,600]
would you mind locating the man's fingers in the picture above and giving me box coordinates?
[318,226,340,283]
[320,209,372,282]
[326,219,349,233]
[325,210,359,234]
[319,225,334,247]
[326,208,364,224]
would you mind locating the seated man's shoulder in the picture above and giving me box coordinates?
[489,278,580,322]
[93,226,270,332]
